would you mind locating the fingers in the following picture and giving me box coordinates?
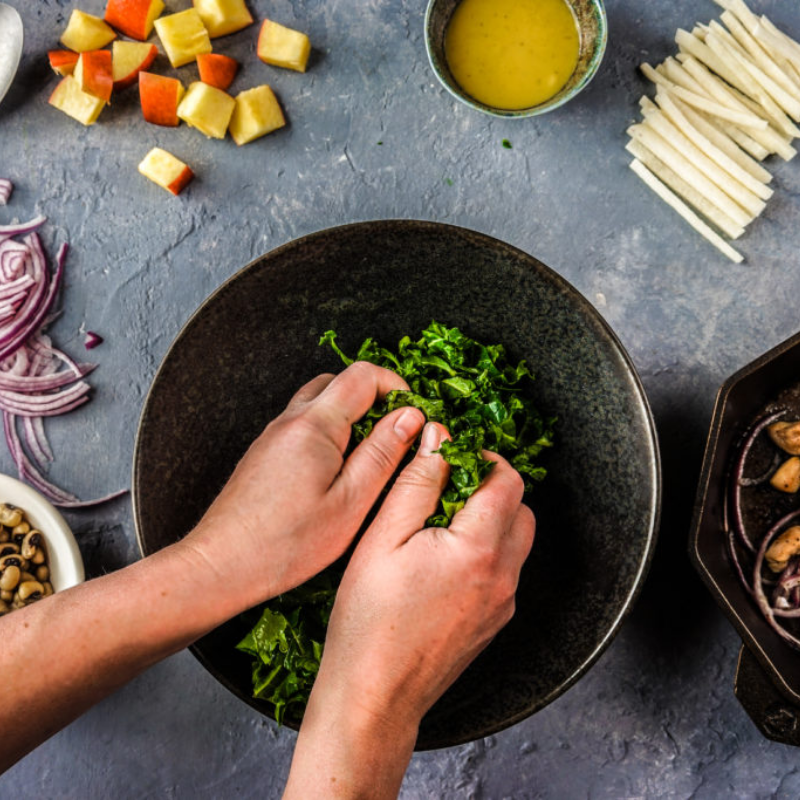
[448,451,526,544]
[286,373,336,409]
[304,362,410,454]
[330,406,426,519]
[361,422,451,549]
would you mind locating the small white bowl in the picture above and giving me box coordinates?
[0,473,84,591]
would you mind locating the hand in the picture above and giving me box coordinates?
[285,422,534,799]
[181,362,427,611]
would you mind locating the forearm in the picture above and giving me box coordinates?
[284,684,418,800]
[0,538,242,773]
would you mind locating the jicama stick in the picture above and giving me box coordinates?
[640,110,767,215]
[652,92,772,198]
[626,137,745,239]
[628,124,755,227]
[640,62,768,129]
[668,95,772,182]
[628,159,744,263]
[721,11,800,100]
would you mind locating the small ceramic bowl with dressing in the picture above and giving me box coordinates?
[425,0,607,118]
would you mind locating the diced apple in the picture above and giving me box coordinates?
[112,41,157,91]
[48,50,79,77]
[138,148,194,195]
[74,51,113,103]
[139,72,185,126]
[48,76,106,125]
[104,0,165,41]
[257,19,310,73]
[154,9,212,68]
[229,85,285,145]
[193,0,252,38]
[60,10,117,53]
[196,53,238,91]
[177,81,235,139]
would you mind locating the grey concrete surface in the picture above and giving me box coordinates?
[1,0,800,796]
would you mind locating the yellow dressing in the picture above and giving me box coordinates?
[444,0,580,110]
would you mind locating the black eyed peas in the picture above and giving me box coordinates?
[0,504,53,615]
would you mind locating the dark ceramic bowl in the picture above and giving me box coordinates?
[133,220,660,749]
[691,329,800,744]
[425,0,607,118]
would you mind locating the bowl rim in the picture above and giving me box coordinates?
[132,218,661,747]
[0,472,84,591]
[423,0,609,119]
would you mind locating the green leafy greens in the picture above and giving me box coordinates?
[237,321,555,721]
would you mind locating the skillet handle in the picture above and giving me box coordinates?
[735,644,800,746]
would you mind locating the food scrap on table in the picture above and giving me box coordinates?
[628,0,800,263]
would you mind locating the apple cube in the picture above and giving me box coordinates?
[60,10,117,52]
[104,0,165,41]
[257,19,310,72]
[48,76,106,125]
[139,72,185,126]
[177,81,234,139]
[229,85,286,145]
[112,41,157,91]
[193,0,253,38]
[48,50,80,77]
[74,51,113,103]
[138,148,194,196]
[197,53,238,91]
[154,9,212,68]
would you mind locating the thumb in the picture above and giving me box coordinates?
[363,422,451,549]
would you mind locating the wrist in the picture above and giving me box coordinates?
[285,677,419,799]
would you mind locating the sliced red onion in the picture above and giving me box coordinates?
[84,331,103,350]
[0,179,12,206]
[0,213,126,508]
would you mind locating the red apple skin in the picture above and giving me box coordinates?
[139,72,182,126]
[112,44,157,91]
[196,53,239,92]
[78,51,113,103]
[167,166,194,196]
[48,50,80,76]
[105,0,159,41]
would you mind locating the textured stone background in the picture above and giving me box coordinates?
[2,0,800,796]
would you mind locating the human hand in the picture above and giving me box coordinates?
[180,362,426,612]
[284,422,534,798]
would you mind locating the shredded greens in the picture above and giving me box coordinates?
[237,321,555,722]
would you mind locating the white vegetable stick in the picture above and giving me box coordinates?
[721,11,800,100]
[626,136,745,239]
[678,56,792,157]
[707,23,800,123]
[692,25,707,43]
[640,62,768,129]
[668,95,772,182]
[627,124,754,227]
[758,17,800,69]
[653,91,773,198]
[640,112,766,216]
[662,57,708,96]
[715,0,760,34]
[676,28,750,96]
[628,159,744,264]
[705,30,800,135]
[713,116,771,160]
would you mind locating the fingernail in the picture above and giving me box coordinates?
[393,408,423,443]
[420,422,441,456]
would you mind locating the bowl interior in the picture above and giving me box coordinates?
[0,473,83,591]
[425,0,607,117]
[691,330,800,704]
[133,220,659,749]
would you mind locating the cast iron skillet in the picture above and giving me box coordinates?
[133,220,660,749]
[691,329,800,746]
